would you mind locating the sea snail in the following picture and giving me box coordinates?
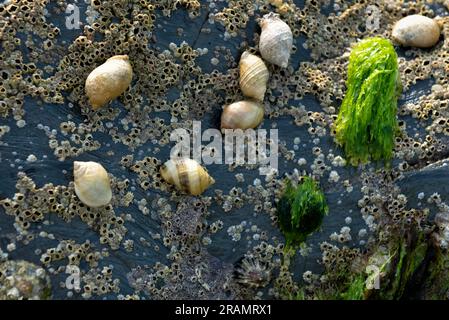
[259,12,293,68]
[85,55,133,110]
[160,158,215,196]
[221,100,264,130]
[73,161,112,208]
[392,14,441,48]
[239,51,269,101]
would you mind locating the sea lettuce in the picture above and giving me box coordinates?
[335,37,401,166]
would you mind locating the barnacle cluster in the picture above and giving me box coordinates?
[0,260,51,300]
[0,172,131,249]
[160,197,210,245]
[40,240,100,268]
[128,247,236,300]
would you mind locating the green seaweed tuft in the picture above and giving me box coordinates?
[277,177,328,249]
[335,37,401,166]
[340,275,366,300]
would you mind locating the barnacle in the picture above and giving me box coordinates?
[234,257,272,289]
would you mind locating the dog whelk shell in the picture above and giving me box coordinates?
[392,15,441,48]
[160,158,215,196]
[221,100,264,130]
[259,12,293,68]
[73,161,112,208]
[85,55,133,110]
[239,51,269,101]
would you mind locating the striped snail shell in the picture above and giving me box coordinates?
[259,12,293,68]
[239,51,269,101]
[221,100,264,130]
[73,161,112,208]
[85,55,133,110]
[160,158,215,196]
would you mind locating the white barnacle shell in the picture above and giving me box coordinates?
[239,51,269,101]
[73,161,112,208]
[392,15,441,48]
[259,12,293,68]
[160,158,215,196]
[85,55,133,110]
[221,100,264,130]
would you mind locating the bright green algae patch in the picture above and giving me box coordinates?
[277,177,328,249]
[335,37,401,166]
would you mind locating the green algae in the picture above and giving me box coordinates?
[423,248,449,299]
[277,177,328,249]
[376,232,428,300]
[335,37,401,166]
[291,227,441,300]
[340,275,366,300]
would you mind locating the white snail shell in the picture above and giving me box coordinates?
[259,12,293,68]
[160,158,215,196]
[239,51,269,101]
[73,161,112,208]
[392,15,441,48]
[221,100,264,130]
[85,55,133,110]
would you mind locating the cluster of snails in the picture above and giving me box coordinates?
[160,13,292,196]
[83,57,216,197]
[79,13,442,198]
[81,13,292,197]
[221,13,293,131]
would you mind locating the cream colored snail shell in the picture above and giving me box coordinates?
[73,161,112,208]
[392,15,441,48]
[239,51,269,101]
[221,100,264,130]
[85,55,133,110]
[160,158,215,196]
[259,12,293,68]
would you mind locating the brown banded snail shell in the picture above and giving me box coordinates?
[160,158,215,196]
[221,100,264,130]
[73,161,112,208]
[259,12,293,68]
[239,51,269,101]
[85,55,133,110]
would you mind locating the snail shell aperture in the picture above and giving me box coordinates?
[259,12,293,68]
[160,158,215,196]
[221,100,264,130]
[85,55,133,110]
[239,51,269,101]
[73,161,112,208]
